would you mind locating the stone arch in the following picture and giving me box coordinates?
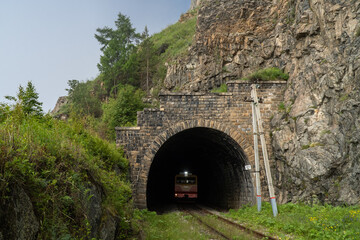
[142,119,255,210]
[143,119,254,163]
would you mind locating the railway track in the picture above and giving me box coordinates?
[178,204,277,240]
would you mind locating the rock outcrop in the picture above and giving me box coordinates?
[51,96,68,120]
[166,0,360,205]
[0,182,122,240]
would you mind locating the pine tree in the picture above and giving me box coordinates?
[5,81,43,116]
[138,26,158,92]
[95,13,141,95]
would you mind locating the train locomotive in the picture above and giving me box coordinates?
[174,172,198,200]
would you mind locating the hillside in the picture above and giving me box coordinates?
[0,110,133,239]
[161,0,360,205]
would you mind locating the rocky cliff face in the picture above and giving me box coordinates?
[166,0,360,205]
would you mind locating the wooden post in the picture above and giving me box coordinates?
[251,86,262,212]
[251,84,278,217]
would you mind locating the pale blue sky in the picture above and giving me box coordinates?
[0,0,191,112]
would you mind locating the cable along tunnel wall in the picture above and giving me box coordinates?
[116,81,287,209]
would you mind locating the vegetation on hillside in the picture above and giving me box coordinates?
[56,11,197,140]
[0,83,133,239]
[1,10,198,237]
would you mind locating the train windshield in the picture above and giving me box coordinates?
[176,177,196,184]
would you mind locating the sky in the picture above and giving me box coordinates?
[0,0,191,112]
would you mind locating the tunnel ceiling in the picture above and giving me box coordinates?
[147,127,254,211]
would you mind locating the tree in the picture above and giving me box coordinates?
[95,13,141,95]
[5,81,43,116]
[102,84,147,139]
[65,79,103,118]
[66,80,102,117]
[138,26,158,92]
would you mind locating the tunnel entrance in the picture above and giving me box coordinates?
[146,127,254,211]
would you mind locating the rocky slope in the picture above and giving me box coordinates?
[166,0,360,205]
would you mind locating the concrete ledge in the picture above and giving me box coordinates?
[159,92,206,96]
[227,80,287,84]
[115,127,141,131]
[159,92,233,96]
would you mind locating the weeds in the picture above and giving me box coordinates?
[211,83,228,93]
[227,202,360,240]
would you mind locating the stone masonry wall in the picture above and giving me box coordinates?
[116,81,286,208]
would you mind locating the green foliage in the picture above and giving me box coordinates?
[5,81,43,117]
[151,15,197,61]
[102,84,147,139]
[0,109,132,239]
[278,102,292,114]
[211,83,228,93]
[321,130,332,136]
[150,14,197,91]
[242,67,289,81]
[137,26,159,92]
[302,142,324,150]
[227,202,360,240]
[356,27,360,37]
[65,79,104,118]
[339,94,349,102]
[95,13,141,93]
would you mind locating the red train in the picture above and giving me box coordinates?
[174,172,198,199]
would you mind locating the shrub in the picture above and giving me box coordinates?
[211,83,228,93]
[242,67,289,81]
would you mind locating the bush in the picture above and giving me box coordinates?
[102,84,148,139]
[242,67,289,81]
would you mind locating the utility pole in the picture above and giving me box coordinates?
[251,84,278,217]
[251,92,262,212]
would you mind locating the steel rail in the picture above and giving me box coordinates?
[196,205,278,240]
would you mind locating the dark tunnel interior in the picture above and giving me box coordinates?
[146,127,254,211]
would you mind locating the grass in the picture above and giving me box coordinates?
[339,94,349,102]
[211,83,228,93]
[226,202,360,240]
[133,210,214,239]
[151,14,197,62]
[194,213,257,239]
[241,67,289,81]
[356,27,360,37]
[149,12,197,92]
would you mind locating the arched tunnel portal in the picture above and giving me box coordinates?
[146,127,255,211]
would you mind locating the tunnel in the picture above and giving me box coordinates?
[146,127,254,211]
